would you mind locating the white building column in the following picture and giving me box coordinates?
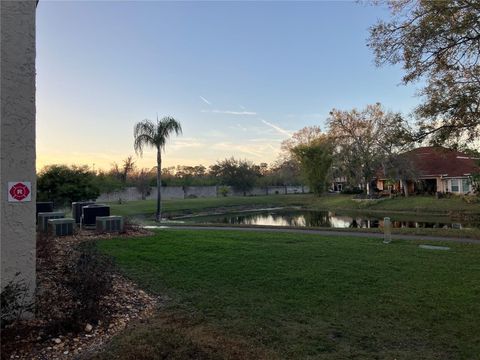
[0,0,37,307]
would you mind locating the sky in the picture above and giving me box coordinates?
[36,0,421,172]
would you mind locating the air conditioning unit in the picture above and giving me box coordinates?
[72,201,95,223]
[96,216,124,233]
[48,218,75,236]
[38,212,64,232]
[36,202,53,223]
[82,204,110,227]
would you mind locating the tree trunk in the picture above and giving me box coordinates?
[401,179,409,197]
[156,149,162,222]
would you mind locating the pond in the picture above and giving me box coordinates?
[183,209,480,229]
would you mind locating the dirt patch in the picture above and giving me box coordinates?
[91,309,279,360]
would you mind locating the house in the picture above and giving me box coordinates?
[375,147,479,195]
[331,176,347,192]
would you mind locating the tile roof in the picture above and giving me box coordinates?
[404,146,479,178]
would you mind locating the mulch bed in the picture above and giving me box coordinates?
[1,227,165,360]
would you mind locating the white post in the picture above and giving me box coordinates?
[383,217,392,244]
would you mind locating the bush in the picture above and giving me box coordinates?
[1,273,34,329]
[58,242,113,331]
[218,186,229,197]
[463,195,480,204]
[37,165,100,208]
[341,187,364,195]
[123,217,141,233]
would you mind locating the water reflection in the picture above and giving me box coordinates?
[197,210,478,229]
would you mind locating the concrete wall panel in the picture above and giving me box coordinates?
[0,0,37,305]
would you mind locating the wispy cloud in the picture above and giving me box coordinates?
[260,119,292,137]
[286,112,325,120]
[199,96,211,106]
[235,124,248,131]
[212,142,266,158]
[169,137,206,150]
[201,109,257,116]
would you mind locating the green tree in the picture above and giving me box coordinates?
[280,126,324,160]
[292,138,333,196]
[37,165,100,207]
[94,170,125,194]
[134,116,182,222]
[132,168,153,200]
[266,158,302,186]
[209,158,260,196]
[368,0,480,144]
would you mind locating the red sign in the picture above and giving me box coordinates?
[8,182,32,202]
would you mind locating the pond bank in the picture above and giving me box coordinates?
[109,194,480,219]
[159,224,480,243]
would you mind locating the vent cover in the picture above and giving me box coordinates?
[36,202,53,223]
[82,205,110,226]
[96,216,124,233]
[72,201,95,224]
[38,212,64,232]
[48,218,75,236]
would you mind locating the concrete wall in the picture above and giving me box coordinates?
[0,0,37,305]
[97,186,217,202]
[184,186,218,198]
[97,185,309,202]
[229,185,308,197]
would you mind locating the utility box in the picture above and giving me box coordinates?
[82,204,110,227]
[36,202,54,223]
[38,212,64,233]
[72,201,95,224]
[96,216,124,233]
[48,218,75,236]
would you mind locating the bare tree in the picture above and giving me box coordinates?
[280,126,324,160]
[327,103,412,194]
[368,0,480,145]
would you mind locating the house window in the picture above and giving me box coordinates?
[451,179,459,192]
[462,179,471,193]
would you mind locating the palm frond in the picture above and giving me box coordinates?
[133,119,156,156]
[134,116,182,154]
[156,117,183,152]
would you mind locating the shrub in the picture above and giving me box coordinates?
[37,165,100,208]
[218,186,229,197]
[59,242,113,331]
[463,195,480,204]
[123,217,141,233]
[1,273,34,329]
[341,187,363,195]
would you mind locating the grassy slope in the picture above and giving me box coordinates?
[109,194,309,217]
[109,194,480,219]
[97,230,480,359]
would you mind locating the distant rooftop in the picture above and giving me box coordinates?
[404,146,479,178]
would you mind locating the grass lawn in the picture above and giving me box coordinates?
[96,229,480,359]
[109,194,310,218]
[109,194,480,219]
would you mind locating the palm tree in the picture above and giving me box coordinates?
[134,116,182,222]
